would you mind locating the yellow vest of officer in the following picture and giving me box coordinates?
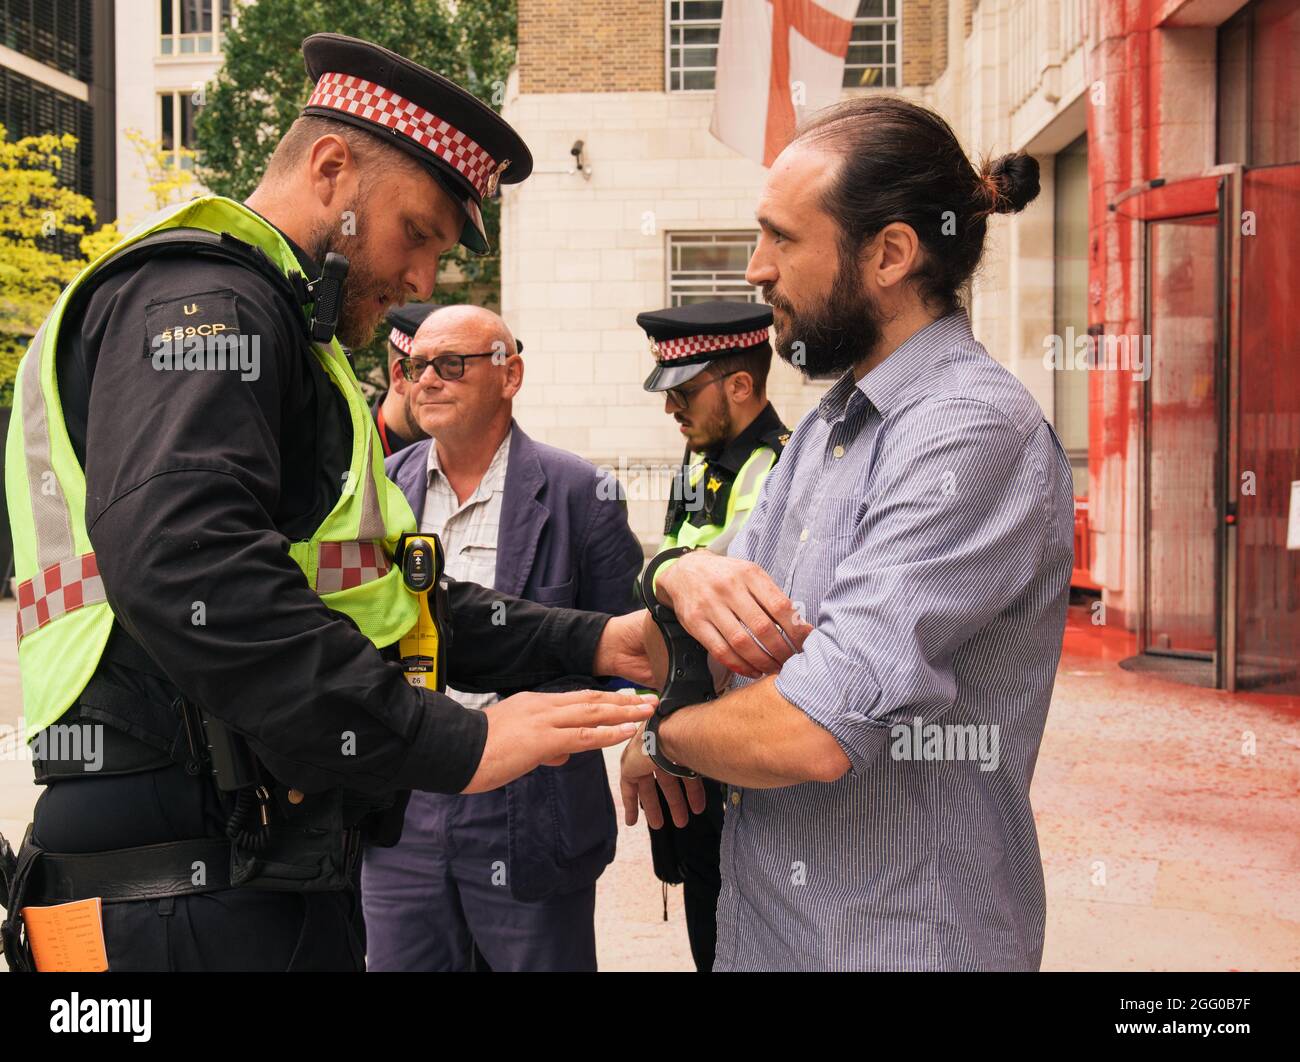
[5,195,419,742]
[662,444,778,554]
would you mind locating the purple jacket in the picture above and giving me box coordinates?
[385,422,644,900]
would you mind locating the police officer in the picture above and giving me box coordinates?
[636,301,789,972]
[0,34,654,972]
[372,303,438,457]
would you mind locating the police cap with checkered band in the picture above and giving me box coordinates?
[637,301,774,392]
[301,33,533,255]
[386,302,523,357]
[385,303,439,356]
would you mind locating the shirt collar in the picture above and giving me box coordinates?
[705,402,785,474]
[818,310,973,424]
[427,429,512,502]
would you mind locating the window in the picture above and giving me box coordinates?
[843,0,899,89]
[159,90,199,169]
[1216,0,1300,167]
[0,0,93,82]
[667,0,723,92]
[667,231,759,305]
[159,0,232,57]
[667,0,900,93]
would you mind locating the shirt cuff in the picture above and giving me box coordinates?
[774,637,890,774]
[543,606,611,678]
[389,689,489,793]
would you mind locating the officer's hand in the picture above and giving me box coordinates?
[462,689,656,794]
[655,551,812,679]
[619,724,708,829]
[591,611,656,687]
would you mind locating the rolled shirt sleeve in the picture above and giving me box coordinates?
[774,398,1051,773]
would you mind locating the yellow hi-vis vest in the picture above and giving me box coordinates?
[6,195,419,742]
[662,444,778,554]
[647,444,777,597]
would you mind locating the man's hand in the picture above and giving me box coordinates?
[619,724,707,828]
[591,610,656,687]
[463,689,656,794]
[656,551,812,679]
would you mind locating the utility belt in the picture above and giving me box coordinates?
[1,534,449,971]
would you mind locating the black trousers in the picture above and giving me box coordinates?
[650,778,725,973]
[30,763,365,972]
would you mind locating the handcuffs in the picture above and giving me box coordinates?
[638,547,718,778]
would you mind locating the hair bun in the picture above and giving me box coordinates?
[985,152,1041,214]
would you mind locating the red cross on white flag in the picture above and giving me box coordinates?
[710,0,860,167]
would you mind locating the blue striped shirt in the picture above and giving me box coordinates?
[718,310,1074,971]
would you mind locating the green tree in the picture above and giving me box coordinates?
[195,0,517,390]
[0,126,202,405]
[0,125,112,406]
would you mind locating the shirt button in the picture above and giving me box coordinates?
[730,791,741,807]
[833,445,845,459]
[799,528,809,542]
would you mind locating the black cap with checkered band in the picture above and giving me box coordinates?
[301,33,533,256]
[386,302,523,357]
[637,301,774,392]
[385,302,440,356]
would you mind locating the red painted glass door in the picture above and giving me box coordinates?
[1144,214,1222,659]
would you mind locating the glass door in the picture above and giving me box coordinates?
[1143,214,1223,660]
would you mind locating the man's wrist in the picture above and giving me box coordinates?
[657,710,683,764]
[649,545,698,605]
[590,613,618,676]
[650,555,681,601]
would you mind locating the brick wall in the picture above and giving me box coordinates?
[520,1,948,93]
[902,0,950,86]
[519,0,662,93]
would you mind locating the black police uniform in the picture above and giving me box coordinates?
[6,36,600,972]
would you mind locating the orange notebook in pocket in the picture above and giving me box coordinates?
[21,897,110,972]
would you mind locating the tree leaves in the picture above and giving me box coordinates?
[0,125,106,405]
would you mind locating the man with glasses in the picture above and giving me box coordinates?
[363,303,644,970]
[636,300,789,972]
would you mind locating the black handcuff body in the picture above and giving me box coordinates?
[638,546,719,778]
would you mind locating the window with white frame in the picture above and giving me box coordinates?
[159,90,199,169]
[666,0,900,92]
[159,0,233,57]
[667,232,759,305]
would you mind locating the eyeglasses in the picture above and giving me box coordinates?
[399,352,499,382]
[664,370,743,411]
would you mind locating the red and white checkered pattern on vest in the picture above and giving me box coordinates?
[316,541,392,594]
[16,552,106,642]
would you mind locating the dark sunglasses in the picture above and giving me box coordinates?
[399,352,500,382]
[664,369,743,411]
